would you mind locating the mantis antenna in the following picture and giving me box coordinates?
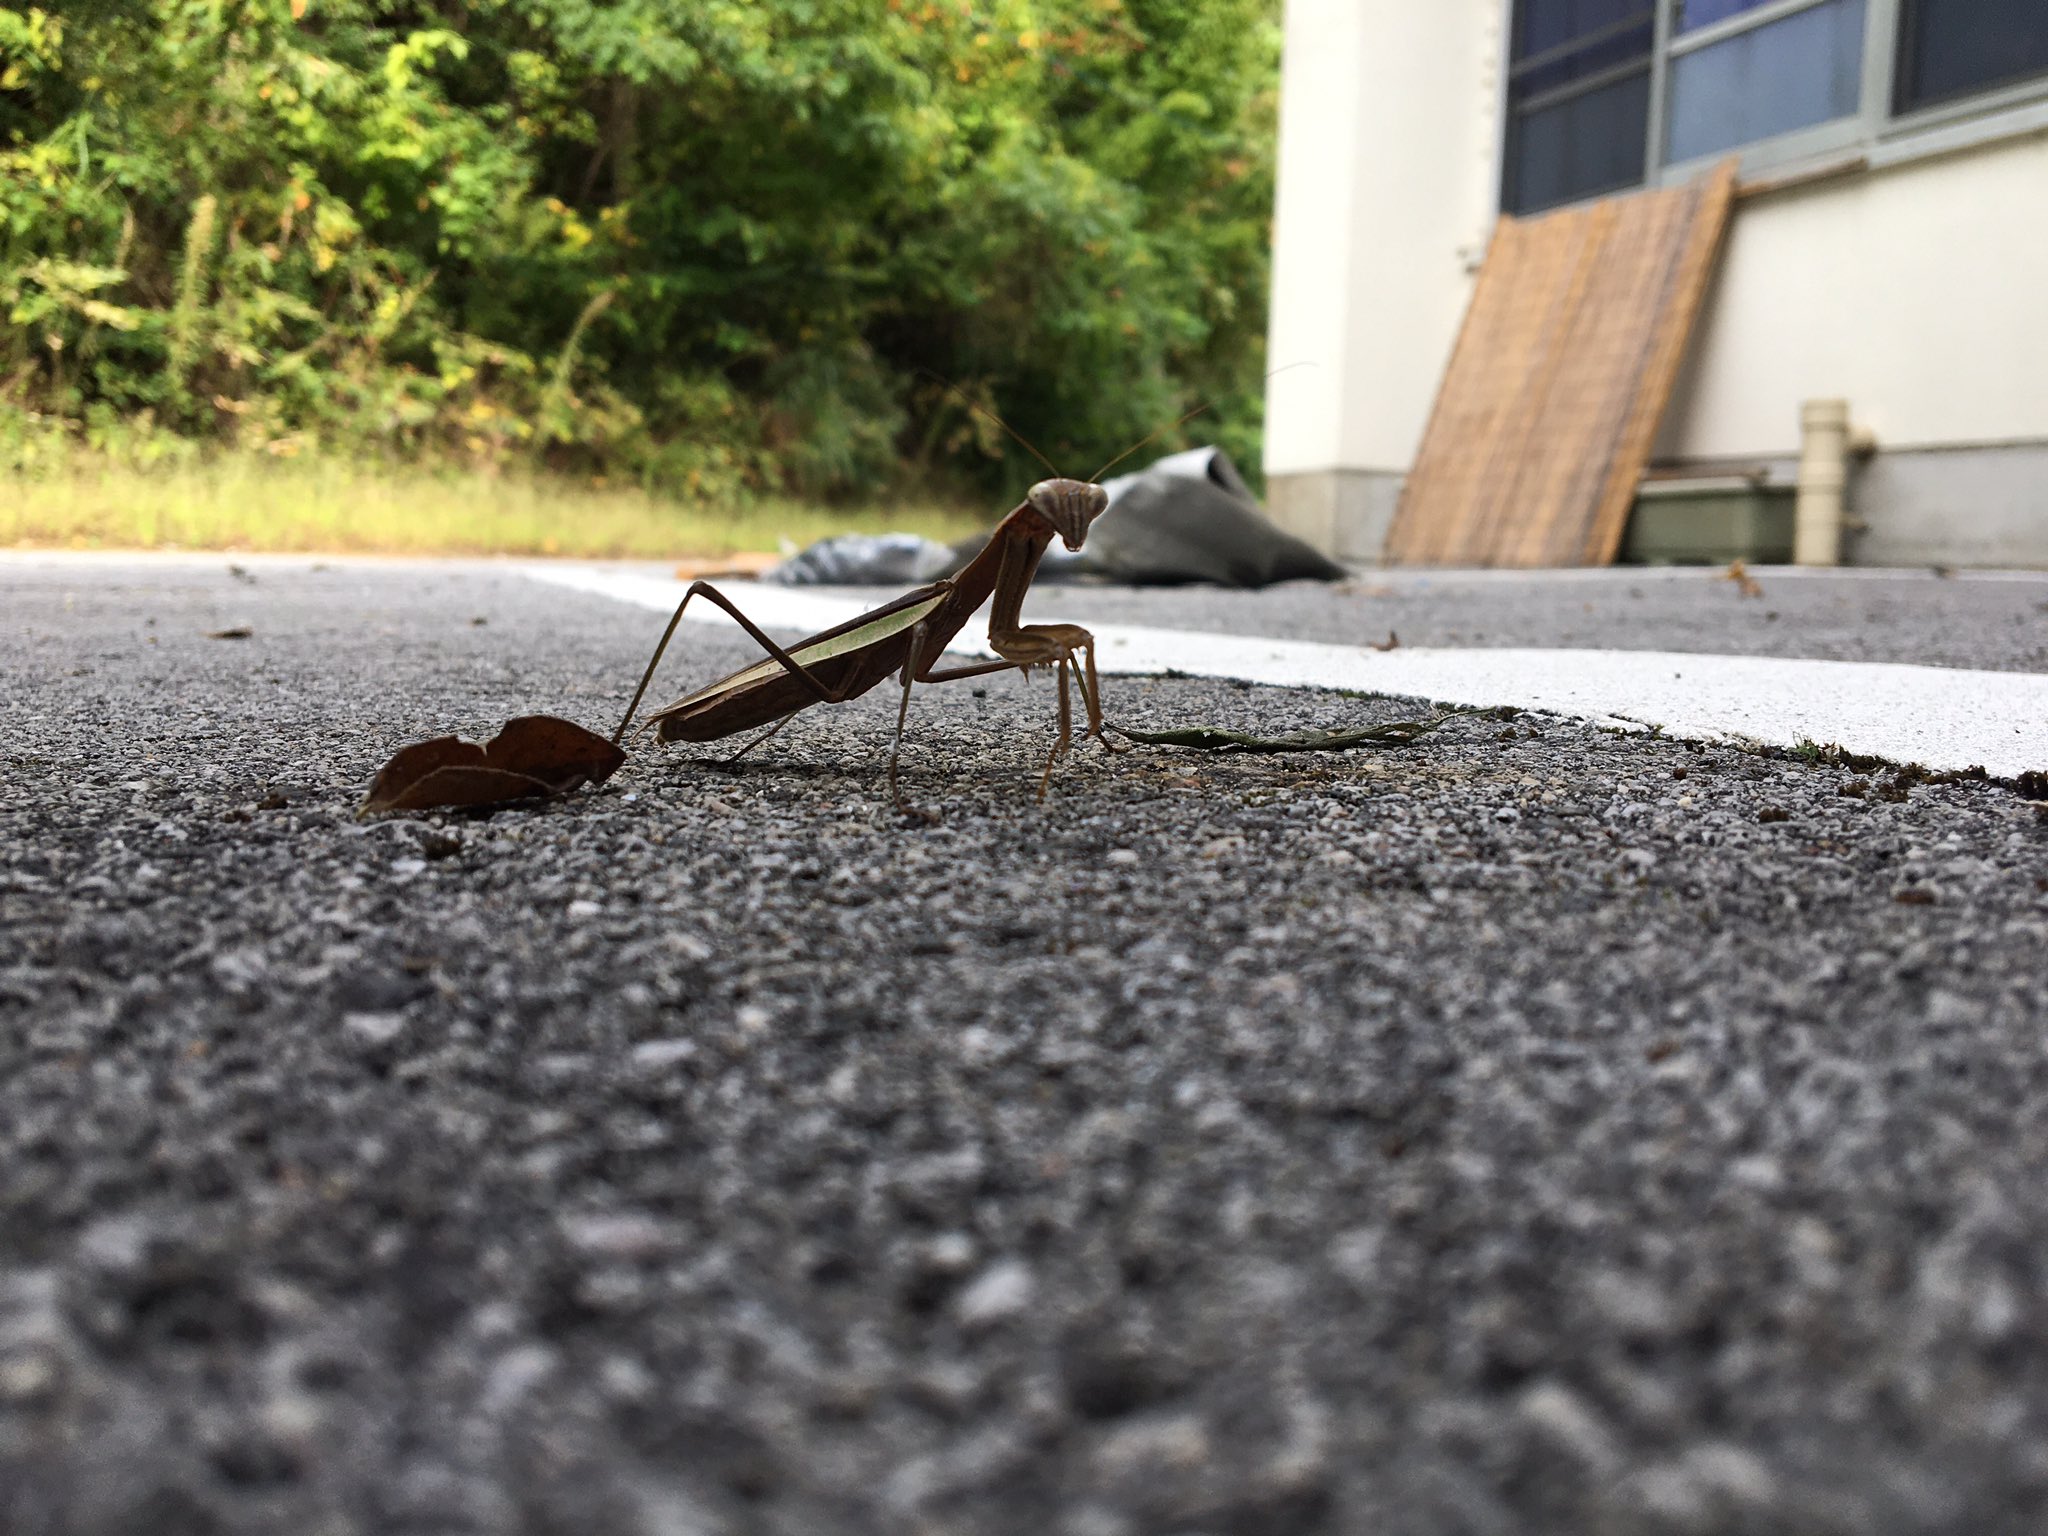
[915,368,1063,481]
[1087,400,1217,484]
[1086,362,1318,483]
[920,360,1320,487]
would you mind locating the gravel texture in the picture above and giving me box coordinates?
[5,558,2048,1535]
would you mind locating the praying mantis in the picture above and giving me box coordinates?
[358,375,1446,822]
[609,405,1202,807]
[363,468,1114,817]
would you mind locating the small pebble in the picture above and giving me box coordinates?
[955,1261,1034,1327]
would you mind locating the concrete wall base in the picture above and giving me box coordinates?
[1847,441,2048,568]
[1270,442,2048,569]
[1265,469,1404,565]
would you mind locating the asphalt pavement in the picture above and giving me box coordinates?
[4,555,2048,1535]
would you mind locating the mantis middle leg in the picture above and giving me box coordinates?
[887,642,1027,812]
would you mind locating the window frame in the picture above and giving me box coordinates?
[1498,7,1660,215]
[1498,0,2048,214]
[1891,0,2048,117]
[1656,0,1874,183]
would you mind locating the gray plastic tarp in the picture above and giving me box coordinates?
[764,446,1345,588]
[1079,446,1345,587]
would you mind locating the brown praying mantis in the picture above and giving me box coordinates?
[610,404,1205,809]
[357,372,1449,822]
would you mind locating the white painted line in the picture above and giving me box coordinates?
[566,566,2048,779]
[522,565,887,637]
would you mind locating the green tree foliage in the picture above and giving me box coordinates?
[0,0,1279,501]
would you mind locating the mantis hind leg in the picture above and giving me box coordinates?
[611,579,868,745]
[722,709,801,765]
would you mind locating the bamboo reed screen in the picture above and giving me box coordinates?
[1383,159,1739,568]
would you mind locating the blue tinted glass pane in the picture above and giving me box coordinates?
[1517,0,1656,61]
[1679,0,1781,30]
[1666,0,1866,162]
[1899,0,2048,109]
[1507,69,1651,212]
[1515,21,1655,94]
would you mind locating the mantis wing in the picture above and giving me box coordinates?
[650,589,950,718]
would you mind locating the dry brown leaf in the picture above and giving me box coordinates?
[208,626,254,640]
[361,715,625,816]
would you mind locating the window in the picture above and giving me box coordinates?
[1502,4,1657,213]
[1502,0,2048,215]
[1666,0,1867,162]
[1895,0,2048,111]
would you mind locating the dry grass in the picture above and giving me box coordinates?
[3,456,988,560]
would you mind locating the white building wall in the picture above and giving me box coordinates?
[1267,0,2048,566]
[1661,132,2048,457]
[1263,0,1501,557]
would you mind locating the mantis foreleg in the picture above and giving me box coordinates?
[1035,654,1076,801]
[1076,636,1126,753]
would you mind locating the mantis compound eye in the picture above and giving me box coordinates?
[1028,478,1112,552]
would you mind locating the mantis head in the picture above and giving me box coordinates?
[1027,478,1111,552]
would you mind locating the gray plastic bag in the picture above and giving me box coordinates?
[763,532,959,587]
